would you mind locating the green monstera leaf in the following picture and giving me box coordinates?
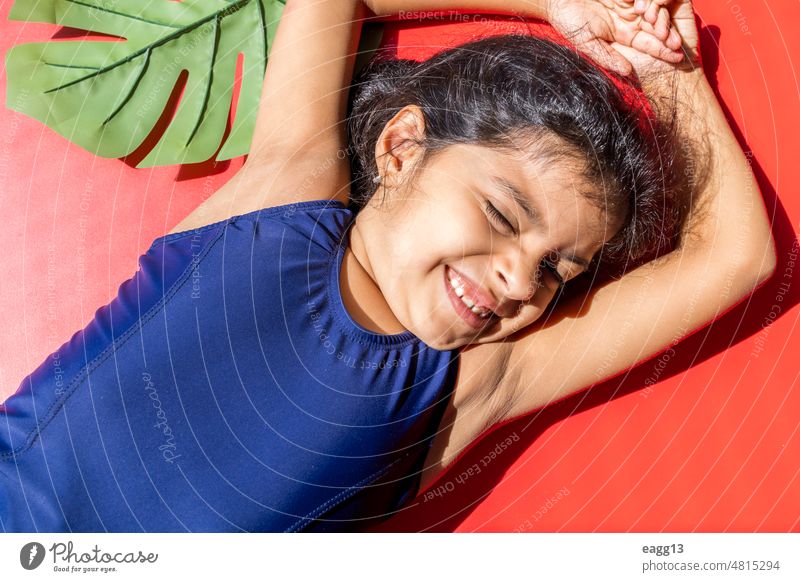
[6,0,384,167]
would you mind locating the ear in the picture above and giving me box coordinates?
[374,104,426,188]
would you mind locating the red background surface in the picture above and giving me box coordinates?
[1,1,798,532]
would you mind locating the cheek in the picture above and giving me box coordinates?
[414,171,489,237]
[381,180,496,302]
[432,206,494,259]
[400,205,487,266]
[506,288,555,328]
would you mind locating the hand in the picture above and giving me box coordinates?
[633,0,699,59]
[612,0,701,78]
[545,0,685,76]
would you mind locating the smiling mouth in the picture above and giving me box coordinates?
[443,266,501,330]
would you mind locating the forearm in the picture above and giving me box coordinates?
[249,0,365,160]
[648,69,776,280]
[502,68,778,422]
[363,0,550,19]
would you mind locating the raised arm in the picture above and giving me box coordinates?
[498,9,777,423]
[248,0,683,165]
[168,0,367,233]
[170,0,688,234]
[248,0,364,163]
[169,0,547,232]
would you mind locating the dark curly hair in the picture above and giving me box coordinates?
[346,34,701,281]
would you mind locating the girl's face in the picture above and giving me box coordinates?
[351,107,620,351]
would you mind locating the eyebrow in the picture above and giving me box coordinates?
[491,176,591,273]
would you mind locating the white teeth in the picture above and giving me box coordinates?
[450,278,465,297]
[458,289,480,311]
[448,271,493,318]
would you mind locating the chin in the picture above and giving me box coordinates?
[424,328,476,351]
[412,327,447,350]
[413,315,501,350]
[410,322,457,351]
[427,338,461,351]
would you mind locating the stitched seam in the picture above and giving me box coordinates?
[0,227,228,460]
[149,200,342,249]
[2,200,346,459]
[283,454,408,533]
[150,222,226,247]
[325,243,418,350]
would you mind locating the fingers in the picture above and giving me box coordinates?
[654,6,670,39]
[582,38,633,76]
[632,1,685,53]
[632,0,664,15]
[633,0,670,22]
[644,1,660,24]
[665,24,682,50]
[629,29,684,63]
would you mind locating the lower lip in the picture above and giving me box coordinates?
[443,266,497,330]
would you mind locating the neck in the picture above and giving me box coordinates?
[339,217,407,335]
[348,219,376,282]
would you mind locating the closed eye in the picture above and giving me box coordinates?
[541,258,565,288]
[486,201,567,289]
[485,201,515,234]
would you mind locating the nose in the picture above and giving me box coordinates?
[494,245,543,303]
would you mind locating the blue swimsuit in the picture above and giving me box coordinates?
[0,200,459,532]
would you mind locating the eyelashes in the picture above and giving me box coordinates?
[540,259,565,288]
[484,201,565,289]
[485,201,515,233]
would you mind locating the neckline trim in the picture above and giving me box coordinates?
[327,216,419,349]
[150,199,348,250]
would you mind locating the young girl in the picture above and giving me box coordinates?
[0,0,775,532]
